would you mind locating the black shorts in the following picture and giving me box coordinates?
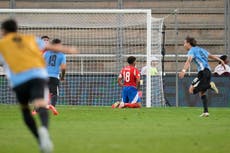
[48,77,60,96]
[13,78,49,105]
[191,68,211,94]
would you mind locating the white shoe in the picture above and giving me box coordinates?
[200,112,209,117]
[38,127,53,153]
[210,82,219,94]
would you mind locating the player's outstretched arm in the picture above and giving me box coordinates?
[208,54,226,69]
[45,44,79,54]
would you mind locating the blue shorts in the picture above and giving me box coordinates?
[122,86,141,103]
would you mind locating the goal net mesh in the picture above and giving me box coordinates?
[0,10,165,107]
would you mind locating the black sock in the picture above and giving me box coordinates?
[51,95,57,107]
[37,107,49,128]
[201,95,208,113]
[21,106,39,140]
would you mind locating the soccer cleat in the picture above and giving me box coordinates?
[31,110,37,116]
[111,101,120,108]
[48,105,59,115]
[210,82,219,94]
[38,127,53,153]
[200,112,209,117]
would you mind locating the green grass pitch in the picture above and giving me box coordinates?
[0,104,230,153]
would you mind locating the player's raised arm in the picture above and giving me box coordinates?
[208,54,226,69]
[45,43,79,54]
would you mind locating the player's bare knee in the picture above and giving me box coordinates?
[189,86,194,94]
[33,99,48,108]
[199,92,205,97]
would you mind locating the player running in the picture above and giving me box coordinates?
[44,38,66,115]
[179,36,225,117]
[112,56,141,108]
[0,19,78,153]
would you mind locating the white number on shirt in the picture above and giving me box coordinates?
[123,72,130,82]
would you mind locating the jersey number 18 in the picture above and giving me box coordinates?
[123,71,130,82]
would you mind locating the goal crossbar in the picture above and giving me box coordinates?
[0,9,151,14]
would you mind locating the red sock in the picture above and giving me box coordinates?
[124,103,141,108]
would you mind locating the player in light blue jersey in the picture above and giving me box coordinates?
[44,38,66,115]
[179,36,225,117]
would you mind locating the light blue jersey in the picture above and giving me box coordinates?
[0,37,48,87]
[187,46,210,72]
[44,51,66,79]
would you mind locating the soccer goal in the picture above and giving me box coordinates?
[0,9,165,107]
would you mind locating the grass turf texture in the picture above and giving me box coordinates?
[0,105,230,153]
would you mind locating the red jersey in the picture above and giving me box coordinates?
[119,65,140,87]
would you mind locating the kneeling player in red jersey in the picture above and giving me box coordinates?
[112,56,141,108]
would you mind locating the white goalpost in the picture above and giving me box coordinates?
[0,9,165,107]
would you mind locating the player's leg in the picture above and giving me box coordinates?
[125,87,141,108]
[118,87,129,108]
[201,68,219,93]
[199,91,209,117]
[200,69,211,117]
[190,73,202,94]
[30,79,50,128]
[194,69,211,117]
[191,69,211,94]
[34,98,53,153]
[125,103,141,108]
[13,82,39,141]
[190,77,209,117]
[47,77,59,115]
[49,77,59,107]
[30,79,53,153]
[210,81,218,93]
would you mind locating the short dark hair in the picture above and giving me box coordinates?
[1,19,17,33]
[219,55,228,64]
[127,56,136,64]
[51,38,61,44]
[41,35,49,40]
[185,36,197,47]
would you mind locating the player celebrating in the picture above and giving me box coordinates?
[112,56,141,108]
[44,38,66,115]
[179,36,225,117]
[0,19,78,153]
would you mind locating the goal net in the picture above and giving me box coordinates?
[0,9,165,107]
